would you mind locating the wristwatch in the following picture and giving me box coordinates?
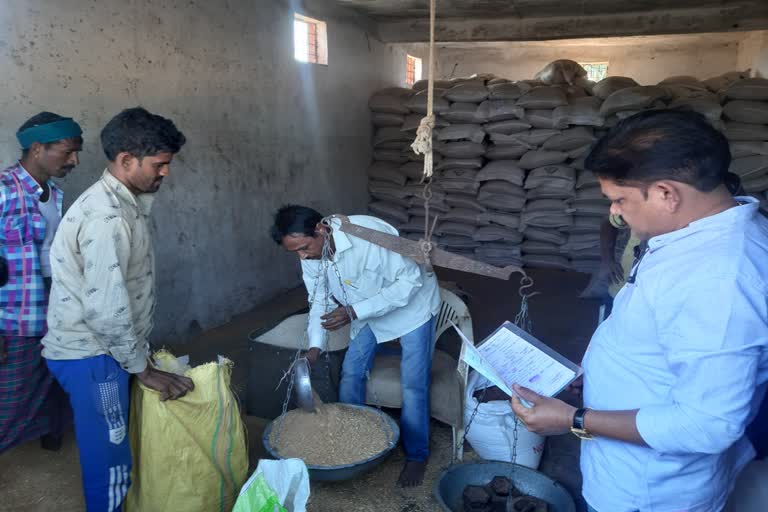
[571,408,594,440]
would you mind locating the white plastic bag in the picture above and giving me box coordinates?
[464,372,545,469]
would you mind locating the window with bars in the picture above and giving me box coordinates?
[406,55,422,86]
[580,62,609,82]
[294,13,328,65]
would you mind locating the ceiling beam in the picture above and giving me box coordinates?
[376,5,768,43]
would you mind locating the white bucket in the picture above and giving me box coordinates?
[463,372,546,469]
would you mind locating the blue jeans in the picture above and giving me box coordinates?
[47,355,131,512]
[339,317,435,461]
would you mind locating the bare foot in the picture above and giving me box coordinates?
[398,460,427,487]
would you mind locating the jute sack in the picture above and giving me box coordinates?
[444,83,490,103]
[521,240,563,256]
[592,77,639,99]
[369,87,414,114]
[516,86,569,109]
[722,122,768,142]
[484,119,532,135]
[730,155,768,179]
[703,71,750,93]
[485,142,530,160]
[443,103,484,123]
[374,126,415,147]
[522,254,570,270]
[576,170,600,189]
[368,201,410,224]
[552,97,605,127]
[368,162,407,186]
[725,78,768,101]
[486,211,521,229]
[473,225,524,243]
[524,165,576,190]
[435,221,478,238]
[476,191,526,213]
[523,227,568,245]
[477,161,526,186]
[542,127,595,151]
[526,109,568,129]
[600,86,670,116]
[412,79,452,92]
[488,83,524,100]
[668,98,723,122]
[439,235,481,249]
[519,150,569,170]
[723,101,768,125]
[406,89,450,114]
[445,194,487,212]
[372,112,406,127]
[476,100,526,122]
[435,158,484,171]
[435,141,487,158]
[437,124,487,144]
[730,142,768,158]
[442,208,491,226]
[534,60,587,85]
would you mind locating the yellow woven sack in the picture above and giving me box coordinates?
[125,351,247,512]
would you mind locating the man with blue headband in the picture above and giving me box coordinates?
[0,112,82,454]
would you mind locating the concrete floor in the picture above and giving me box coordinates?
[0,268,597,512]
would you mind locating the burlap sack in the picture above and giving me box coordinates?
[435,158,484,171]
[600,86,670,116]
[477,161,526,186]
[519,150,569,170]
[552,97,605,127]
[484,119,532,135]
[368,162,408,186]
[523,227,568,245]
[473,225,524,243]
[476,100,526,122]
[723,101,768,125]
[542,127,595,151]
[372,112,406,127]
[488,83,524,100]
[406,89,450,114]
[723,122,768,141]
[444,83,490,103]
[368,201,410,223]
[485,142,530,160]
[725,78,768,101]
[443,103,484,123]
[437,124,487,143]
[516,86,569,109]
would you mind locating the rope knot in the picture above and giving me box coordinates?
[411,114,436,181]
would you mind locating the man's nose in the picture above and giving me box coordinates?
[610,203,621,216]
[69,153,80,166]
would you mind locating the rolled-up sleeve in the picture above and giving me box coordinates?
[80,218,147,374]
[636,276,768,455]
[352,246,424,322]
[302,260,332,350]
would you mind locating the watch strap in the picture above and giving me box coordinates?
[573,408,588,430]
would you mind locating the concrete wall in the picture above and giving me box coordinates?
[738,31,768,77]
[0,0,405,342]
[403,32,756,84]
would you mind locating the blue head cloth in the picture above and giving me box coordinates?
[16,118,83,149]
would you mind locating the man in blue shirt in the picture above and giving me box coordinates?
[511,110,768,512]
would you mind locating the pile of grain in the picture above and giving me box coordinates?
[366,63,768,275]
[270,403,391,466]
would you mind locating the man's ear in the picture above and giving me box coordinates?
[653,180,683,213]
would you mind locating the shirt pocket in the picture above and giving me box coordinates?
[1,214,35,246]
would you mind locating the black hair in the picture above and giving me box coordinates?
[100,107,186,161]
[270,205,324,245]
[585,110,731,193]
[19,111,82,156]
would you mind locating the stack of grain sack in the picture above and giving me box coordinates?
[367,62,768,273]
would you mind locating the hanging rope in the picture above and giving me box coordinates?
[410,0,437,182]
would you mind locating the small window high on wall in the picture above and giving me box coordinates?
[580,62,609,82]
[294,13,328,65]
[406,55,423,86]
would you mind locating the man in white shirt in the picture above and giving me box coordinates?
[509,110,768,512]
[271,205,441,487]
[43,107,194,511]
